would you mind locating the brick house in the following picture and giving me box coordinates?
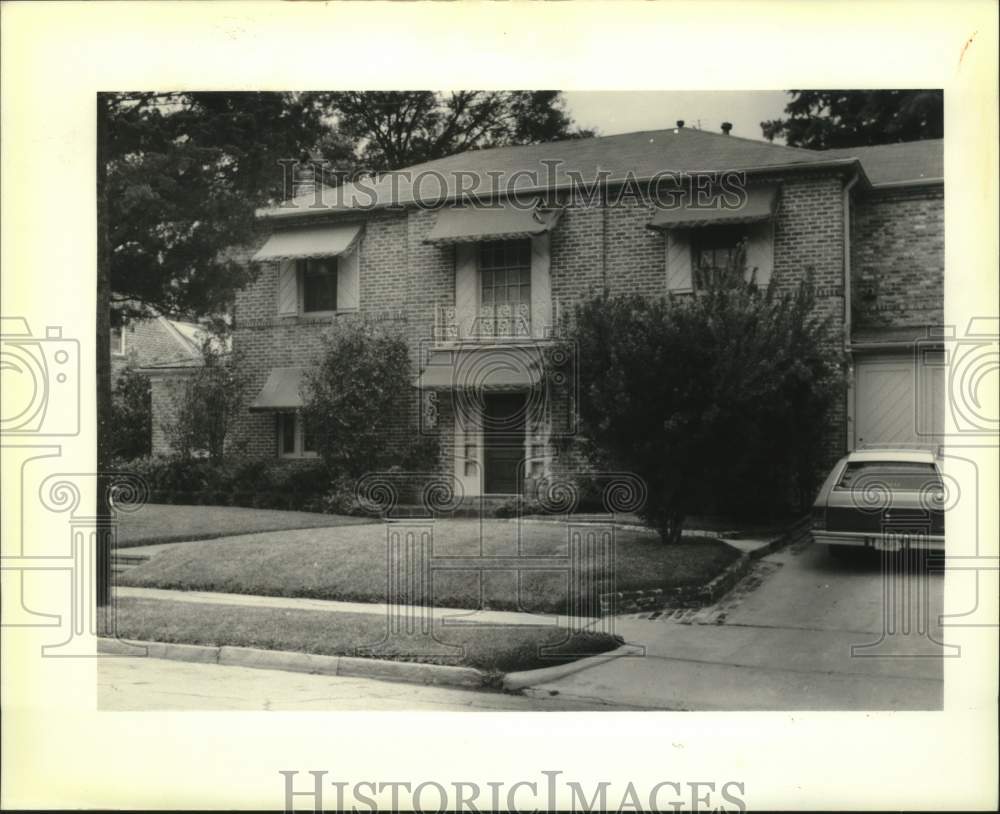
[153,125,943,499]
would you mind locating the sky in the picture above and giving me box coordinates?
[562,91,792,144]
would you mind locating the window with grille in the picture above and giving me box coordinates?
[300,258,338,313]
[478,239,531,338]
[691,226,748,289]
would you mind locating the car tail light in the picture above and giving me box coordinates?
[811,506,826,530]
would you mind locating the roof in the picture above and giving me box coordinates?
[821,140,943,187]
[259,127,854,219]
[260,128,944,221]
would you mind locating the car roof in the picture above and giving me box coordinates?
[847,448,938,464]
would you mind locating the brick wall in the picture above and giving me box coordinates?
[851,186,944,330]
[228,170,858,489]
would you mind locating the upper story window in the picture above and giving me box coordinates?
[478,239,531,338]
[111,325,125,356]
[300,258,338,313]
[692,226,748,290]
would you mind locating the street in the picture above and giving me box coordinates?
[98,539,946,711]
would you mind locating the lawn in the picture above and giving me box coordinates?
[114,597,623,674]
[115,504,372,548]
[120,519,741,615]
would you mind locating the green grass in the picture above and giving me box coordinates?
[115,504,372,548]
[114,597,622,673]
[120,519,741,615]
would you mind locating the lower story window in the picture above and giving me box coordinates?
[277,413,317,458]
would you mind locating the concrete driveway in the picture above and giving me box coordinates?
[518,538,947,710]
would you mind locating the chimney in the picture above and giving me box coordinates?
[676,120,685,128]
[721,122,733,135]
[292,152,317,199]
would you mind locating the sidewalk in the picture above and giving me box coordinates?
[114,586,600,629]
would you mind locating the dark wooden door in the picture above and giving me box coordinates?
[483,393,526,495]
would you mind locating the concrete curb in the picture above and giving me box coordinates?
[502,644,642,692]
[98,638,488,689]
[746,515,813,561]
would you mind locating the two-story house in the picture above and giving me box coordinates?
[153,125,943,500]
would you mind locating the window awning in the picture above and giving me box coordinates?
[647,185,779,230]
[418,348,544,389]
[249,367,307,411]
[252,223,363,262]
[424,204,562,244]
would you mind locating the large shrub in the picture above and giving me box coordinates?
[110,366,151,460]
[164,338,247,461]
[301,319,437,482]
[561,275,845,543]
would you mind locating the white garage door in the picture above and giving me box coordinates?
[853,352,945,448]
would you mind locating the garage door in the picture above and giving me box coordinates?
[853,352,945,447]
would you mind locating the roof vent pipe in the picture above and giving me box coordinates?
[721,122,733,135]
[676,120,685,128]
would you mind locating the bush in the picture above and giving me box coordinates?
[110,367,152,460]
[560,275,845,543]
[118,454,338,513]
[302,319,438,480]
[164,336,247,462]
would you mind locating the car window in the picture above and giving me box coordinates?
[836,461,943,491]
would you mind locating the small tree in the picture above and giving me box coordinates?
[302,319,436,481]
[165,336,246,462]
[110,366,152,460]
[561,275,845,544]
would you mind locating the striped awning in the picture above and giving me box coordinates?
[647,185,779,230]
[418,347,544,390]
[252,223,362,262]
[249,367,306,411]
[424,204,562,244]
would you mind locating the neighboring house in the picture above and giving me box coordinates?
[117,315,223,454]
[156,125,943,497]
[111,314,206,379]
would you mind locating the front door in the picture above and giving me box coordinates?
[483,393,526,494]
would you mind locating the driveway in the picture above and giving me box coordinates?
[518,538,947,710]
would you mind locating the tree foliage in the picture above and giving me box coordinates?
[103,92,329,321]
[110,366,152,460]
[562,277,845,544]
[301,320,437,481]
[317,91,594,171]
[761,90,943,149]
